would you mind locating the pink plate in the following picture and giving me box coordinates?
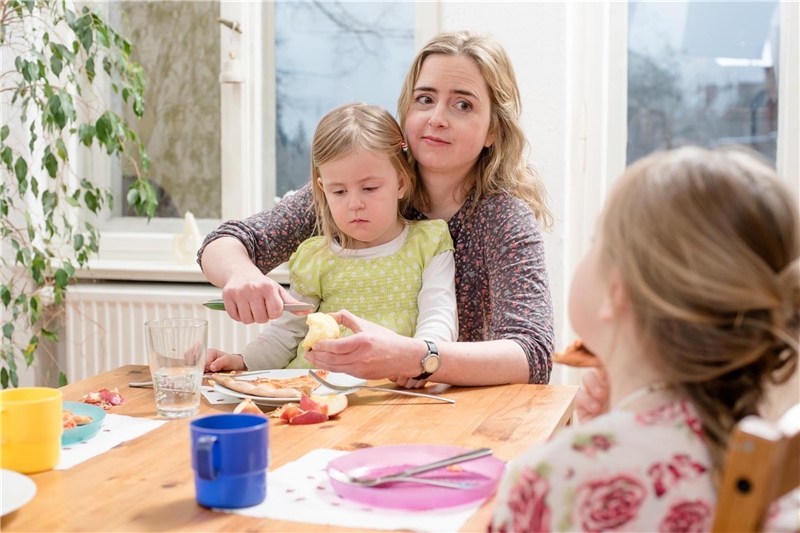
[327,444,506,510]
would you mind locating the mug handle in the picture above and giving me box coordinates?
[195,435,218,480]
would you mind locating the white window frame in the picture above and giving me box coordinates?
[78,1,439,283]
[556,0,800,388]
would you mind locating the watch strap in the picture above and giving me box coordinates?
[413,340,439,380]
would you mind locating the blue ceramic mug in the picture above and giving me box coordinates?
[190,413,269,509]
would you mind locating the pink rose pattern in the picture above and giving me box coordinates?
[648,454,708,497]
[572,433,616,458]
[504,467,552,533]
[658,500,713,532]
[573,475,648,532]
[636,400,705,441]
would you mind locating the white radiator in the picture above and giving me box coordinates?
[63,282,264,382]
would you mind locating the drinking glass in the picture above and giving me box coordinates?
[145,318,208,418]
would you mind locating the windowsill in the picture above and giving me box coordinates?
[76,260,290,285]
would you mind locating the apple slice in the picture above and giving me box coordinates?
[233,398,265,416]
[309,394,348,417]
[300,394,328,415]
[288,409,329,425]
[279,403,303,422]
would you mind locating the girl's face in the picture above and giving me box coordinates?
[317,150,407,249]
[568,232,617,361]
[404,54,495,182]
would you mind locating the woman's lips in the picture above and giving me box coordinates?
[422,135,450,146]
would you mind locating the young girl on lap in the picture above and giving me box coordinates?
[206,103,457,372]
[491,146,799,532]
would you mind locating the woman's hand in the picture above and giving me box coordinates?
[222,273,306,324]
[305,309,425,384]
[575,367,610,423]
[205,348,246,372]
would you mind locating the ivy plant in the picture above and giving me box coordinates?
[0,0,157,388]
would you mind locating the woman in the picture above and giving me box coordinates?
[198,31,554,387]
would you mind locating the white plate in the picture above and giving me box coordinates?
[1,469,37,516]
[212,369,366,406]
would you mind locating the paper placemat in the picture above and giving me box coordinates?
[56,414,166,470]
[201,384,240,405]
[219,449,487,532]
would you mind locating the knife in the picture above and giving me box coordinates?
[203,298,314,313]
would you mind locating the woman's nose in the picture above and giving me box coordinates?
[428,103,448,128]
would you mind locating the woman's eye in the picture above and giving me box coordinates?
[456,100,472,112]
[415,95,433,105]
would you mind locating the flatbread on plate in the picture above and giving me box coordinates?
[210,370,329,398]
[552,339,601,368]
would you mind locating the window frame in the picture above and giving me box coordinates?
[78,0,438,283]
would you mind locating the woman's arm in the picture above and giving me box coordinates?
[197,185,317,323]
[482,196,555,384]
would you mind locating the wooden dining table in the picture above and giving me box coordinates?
[2,365,577,532]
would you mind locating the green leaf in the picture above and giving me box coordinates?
[42,190,57,214]
[50,54,63,77]
[80,26,93,51]
[10,369,18,388]
[95,115,110,144]
[43,152,58,177]
[56,138,68,160]
[65,8,76,28]
[0,285,10,306]
[23,0,34,14]
[31,177,39,198]
[41,328,59,342]
[78,123,94,147]
[3,322,13,340]
[54,269,69,288]
[58,372,68,387]
[30,296,42,324]
[84,190,98,213]
[73,233,84,250]
[65,196,80,208]
[0,367,8,389]
[85,56,95,83]
[126,187,139,206]
[14,157,27,184]
[1,147,12,168]
[0,125,8,141]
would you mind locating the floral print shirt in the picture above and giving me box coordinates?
[197,184,554,384]
[490,400,799,532]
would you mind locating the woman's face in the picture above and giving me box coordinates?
[404,54,494,182]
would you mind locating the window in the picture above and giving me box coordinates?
[83,1,431,281]
[627,0,781,166]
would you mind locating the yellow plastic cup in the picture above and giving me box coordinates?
[0,387,63,473]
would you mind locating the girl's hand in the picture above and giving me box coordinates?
[575,367,610,423]
[305,309,424,381]
[222,273,306,324]
[205,348,246,372]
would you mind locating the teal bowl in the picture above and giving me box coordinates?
[62,401,106,446]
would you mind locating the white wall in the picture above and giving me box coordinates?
[441,2,576,384]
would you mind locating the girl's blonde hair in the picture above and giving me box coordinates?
[311,103,415,249]
[601,146,799,480]
[397,31,552,229]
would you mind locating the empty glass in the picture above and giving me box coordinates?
[145,318,208,418]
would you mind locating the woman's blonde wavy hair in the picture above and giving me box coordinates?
[601,146,800,481]
[310,103,415,250]
[396,31,552,229]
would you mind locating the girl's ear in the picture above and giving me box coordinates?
[316,177,325,190]
[599,266,628,322]
[397,172,409,199]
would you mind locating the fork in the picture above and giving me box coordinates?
[328,447,492,488]
[328,467,476,489]
[309,371,456,404]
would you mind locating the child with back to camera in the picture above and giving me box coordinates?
[491,146,799,532]
[205,103,458,372]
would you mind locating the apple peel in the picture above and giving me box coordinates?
[272,393,348,424]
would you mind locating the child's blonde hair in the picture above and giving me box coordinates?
[311,103,415,250]
[601,146,799,479]
[396,31,552,229]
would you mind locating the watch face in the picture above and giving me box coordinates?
[423,355,440,373]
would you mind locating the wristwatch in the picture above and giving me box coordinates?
[413,340,440,380]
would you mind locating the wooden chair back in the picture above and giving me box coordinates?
[712,404,800,532]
